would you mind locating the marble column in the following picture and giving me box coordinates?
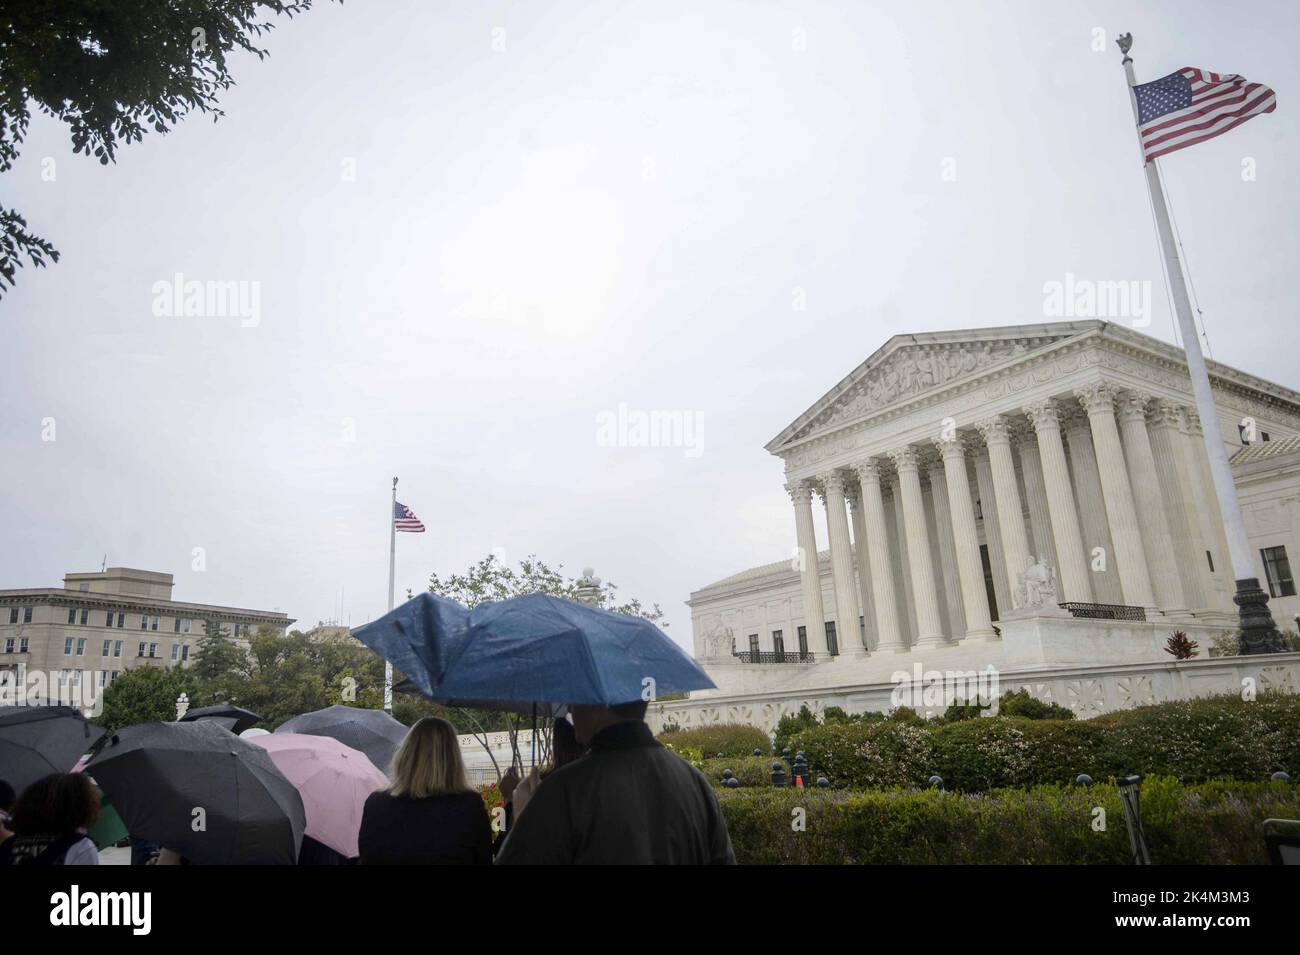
[934,436,998,641]
[886,476,918,643]
[1147,400,1212,610]
[1116,391,1185,611]
[1016,431,1060,575]
[847,487,875,652]
[854,461,906,651]
[1062,406,1122,603]
[1075,383,1156,608]
[926,459,966,638]
[1023,399,1092,603]
[973,450,1011,616]
[787,481,829,654]
[890,446,946,647]
[978,415,1033,607]
[820,471,862,655]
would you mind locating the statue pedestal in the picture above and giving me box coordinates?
[998,613,1165,669]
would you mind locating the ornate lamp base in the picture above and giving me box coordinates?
[1234,578,1287,655]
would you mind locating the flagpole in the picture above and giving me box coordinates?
[385,475,397,711]
[1116,34,1283,654]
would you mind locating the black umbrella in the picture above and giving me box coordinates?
[275,705,407,775]
[180,703,263,735]
[86,721,305,864]
[0,706,105,793]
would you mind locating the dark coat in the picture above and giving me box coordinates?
[495,721,735,865]
[358,789,492,865]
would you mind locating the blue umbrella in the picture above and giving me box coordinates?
[444,593,713,707]
[352,592,471,694]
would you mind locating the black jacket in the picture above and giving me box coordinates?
[358,790,492,865]
[495,721,735,865]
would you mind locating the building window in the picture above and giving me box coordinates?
[72,670,82,686]
[174,618,181,633]
[19,637,28,653]
[114,640,122,657]
[181,644,190,662]
[76,638,86,656]
[80,609,88,625]
[171,643,180,661]
[7,608,16,624]
[67,607,77,624]
[183,618,191,634]
[102,639,111,656]
[1262,546,1296,598]
[138,642,146,657]
[3,638,12,654]
[152,615,160,631]
[748,633,759,654]
[98,670,107,688]
[78,583,89,592]
[22,607,31,624]
[772,630,785,659]
[797,625,808,655]
[105,611,114,627]
[111,670,119,681]
[825,620,839,656]
[64,637,74,655]
[149,642,158,658]
[117,613,124,629]
[141,614,150,630]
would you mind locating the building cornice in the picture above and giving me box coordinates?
[0,588,294,625]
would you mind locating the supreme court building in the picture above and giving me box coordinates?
[650,320,1300,733]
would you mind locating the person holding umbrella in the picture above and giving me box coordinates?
[496,700,735,866]
[357,716,491,865]
[0,773,101,865]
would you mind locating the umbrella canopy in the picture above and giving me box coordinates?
[275,705,408,776]
[247,733,388,858]
[0,706,105,793]
[86,721,305,864]
[180,703,263,734]
[440,594,714,707]
[391,677,567,718]
[351,593,471,693]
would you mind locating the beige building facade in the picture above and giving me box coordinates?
[0,567,294,700]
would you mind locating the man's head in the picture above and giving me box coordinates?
[568,699,648,745]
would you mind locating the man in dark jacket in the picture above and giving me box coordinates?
[495,700,735,865]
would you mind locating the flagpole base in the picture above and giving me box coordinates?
[1233,577,1287,654]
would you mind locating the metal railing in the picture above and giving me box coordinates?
[1059,602,1147,621]
[732,650,817,665]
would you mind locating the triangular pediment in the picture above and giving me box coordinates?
[765,322,1101,453]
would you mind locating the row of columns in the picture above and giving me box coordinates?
[785,383,1231,656]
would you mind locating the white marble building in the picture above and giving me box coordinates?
[650,321,1300,733]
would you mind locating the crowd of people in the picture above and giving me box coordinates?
[0,698,736,866]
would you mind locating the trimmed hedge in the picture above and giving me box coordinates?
[790,693,1300,792]
[698,756,774,789]
[657,723,770,759]
[718,777,1300,864]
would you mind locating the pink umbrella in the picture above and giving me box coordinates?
[247,733,388,858]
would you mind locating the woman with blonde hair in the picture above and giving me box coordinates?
[358,716,491,865]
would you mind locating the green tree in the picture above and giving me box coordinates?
[190,619,246,701]
[98,665,198,734]
[0,0,334,293]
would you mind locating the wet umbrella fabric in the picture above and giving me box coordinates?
[86,721,305,864]
[350,593,471,696]
[441,594,714,706]
[180,704,263,735]
[0,706,106,793]
[247,733,388,858]
[274,705,408,776]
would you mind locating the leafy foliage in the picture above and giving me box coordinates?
[656,723,770,759]
[717,777,1300,865]
[1164,630,1200,660]
[0,0,333,293]
[98,665,198,734]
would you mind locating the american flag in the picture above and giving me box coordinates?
[1134,67,1276,163]
[393,500,425,533]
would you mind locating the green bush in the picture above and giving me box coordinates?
[790,693,1300,792]
[698,756,775,788]
[717,777,1300,864]
[774,705,819,755]
[657,723,770,758]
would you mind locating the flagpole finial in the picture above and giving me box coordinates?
[1116,33,1133,62]
[392,476,398,488]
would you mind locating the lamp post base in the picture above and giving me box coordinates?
[1234,578,1287,655]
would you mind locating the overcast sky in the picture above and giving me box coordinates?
[3,0,1296,644]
